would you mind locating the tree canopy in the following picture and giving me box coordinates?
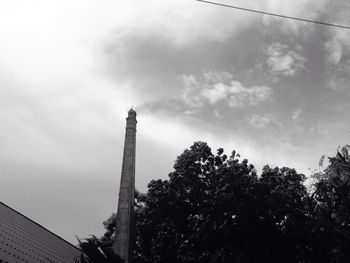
[97,142,350,263]
[129,142,350,263]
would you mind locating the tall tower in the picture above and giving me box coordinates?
[113,108,137,263]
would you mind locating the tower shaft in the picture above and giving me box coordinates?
[113,109,137,263]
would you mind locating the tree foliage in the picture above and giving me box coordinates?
[133,142,315,262]
[100,141,350,263]
[311,146,350,262]
[75,235,124,263]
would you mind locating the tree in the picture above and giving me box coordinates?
[310,146,350,262]
[75,235,124,263]
[133,142,313,263]
[95,142,350,262]
[74,214,124,263]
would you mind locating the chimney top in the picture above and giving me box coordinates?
[128,107,136,118]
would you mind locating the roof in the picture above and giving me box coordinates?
[0,202,81,263]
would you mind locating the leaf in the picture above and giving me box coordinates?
[319,155,325,167]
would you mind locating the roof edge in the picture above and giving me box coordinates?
[0,201,81,253]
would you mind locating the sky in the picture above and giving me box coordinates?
[1,0,350,244]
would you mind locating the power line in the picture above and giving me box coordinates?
[196,0,350,30]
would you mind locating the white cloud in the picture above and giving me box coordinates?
[292,108,302,120]
[322,1,350,91]
[245,114,274,129]
[325,29,350,68]
[324,45,350,91]
[266,43,305,78]
[325,37,344,65]
[181,72,273,109]
[327,71,350,91]
[180,75,203,109]
[324,1,350,65]
[202,83,232,104]
[203,81,272,108]
[248,86,273,105]
[202,70,234,83]
[213,109,222,118]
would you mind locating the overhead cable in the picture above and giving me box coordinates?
[196,0,350,30]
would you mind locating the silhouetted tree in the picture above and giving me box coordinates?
[310,146,350,262]
[75,235,124,263]
[133,142,316,262]
[97,142,350,262]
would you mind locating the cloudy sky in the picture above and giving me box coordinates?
[1,0,350,244]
